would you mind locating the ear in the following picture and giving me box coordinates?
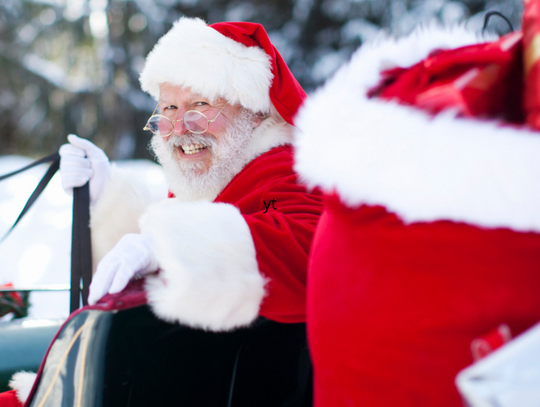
[251,113,264,129]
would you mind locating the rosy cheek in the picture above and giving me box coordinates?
[212,116,232,133]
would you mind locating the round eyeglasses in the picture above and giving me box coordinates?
[143,103,228,136]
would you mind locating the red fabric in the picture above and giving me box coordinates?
[215,145,322,322]
[0,391,22,407]
[169,145,323,323]
[374,31,525,123]
[210,22,307,125]
[523,0,540,129]
[307,194,540,407]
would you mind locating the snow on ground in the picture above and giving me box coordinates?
[0,156,167,320]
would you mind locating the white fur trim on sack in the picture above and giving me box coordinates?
[90,165,160,269]
[140,200,266,331]
[9,371,37,404]
[140,17,273,114]
[295,25,540,232]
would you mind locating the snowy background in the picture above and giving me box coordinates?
[0,0,521,160]
[0,0,524,320]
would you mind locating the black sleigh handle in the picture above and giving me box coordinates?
[70,182,93,313]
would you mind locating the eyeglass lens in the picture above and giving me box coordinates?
[146,110,210,136]
[147,116,172,136]
[184,111,208,133]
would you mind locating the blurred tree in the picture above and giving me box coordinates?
[0,0,523,160]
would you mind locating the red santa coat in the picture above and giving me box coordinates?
[294,25,540,406]
[215,145,323,323]
[142,145,322,329]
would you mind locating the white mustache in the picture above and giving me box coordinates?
[168,134,216,148]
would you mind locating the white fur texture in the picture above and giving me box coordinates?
[295,25,540,232]
[246,105,295,159]
[90,166,157,268]
[140,17,273,114]
[9,371,37,404]
[140,200,266,331]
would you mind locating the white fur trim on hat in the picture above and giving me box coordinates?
[9,371,37,404]
[295,25,540,233]
[140,17,273,114]
[140,199,267,331]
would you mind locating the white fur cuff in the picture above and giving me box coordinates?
[9,371,37,404]
[140,200,266,331]
[90,165,160,268]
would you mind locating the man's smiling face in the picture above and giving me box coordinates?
[150,83,263,201]
[157,82,244,174]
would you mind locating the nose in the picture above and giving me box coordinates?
[172,110,188,135]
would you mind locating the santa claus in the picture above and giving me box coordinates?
[294,12,540,407]
[1,17,322,407]
[70,16,322,330]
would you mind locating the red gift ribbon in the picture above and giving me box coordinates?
[470,323,512,361]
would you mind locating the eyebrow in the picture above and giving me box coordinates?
[158,97,175,104]
[158,94,210,104]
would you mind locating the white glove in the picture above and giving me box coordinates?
[88,233,159,305]
[59,134,111,206]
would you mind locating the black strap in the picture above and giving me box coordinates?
[0,152,93,312]
[0,153,60,243]
[70,183,93,313]
[0,152,60,181]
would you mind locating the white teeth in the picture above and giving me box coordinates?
[181,144,206,155]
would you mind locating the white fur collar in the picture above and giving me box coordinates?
[294,25,540,233]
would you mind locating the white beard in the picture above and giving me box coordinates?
[150,109,256,201]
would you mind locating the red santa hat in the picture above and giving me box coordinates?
[139,17,306,126]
